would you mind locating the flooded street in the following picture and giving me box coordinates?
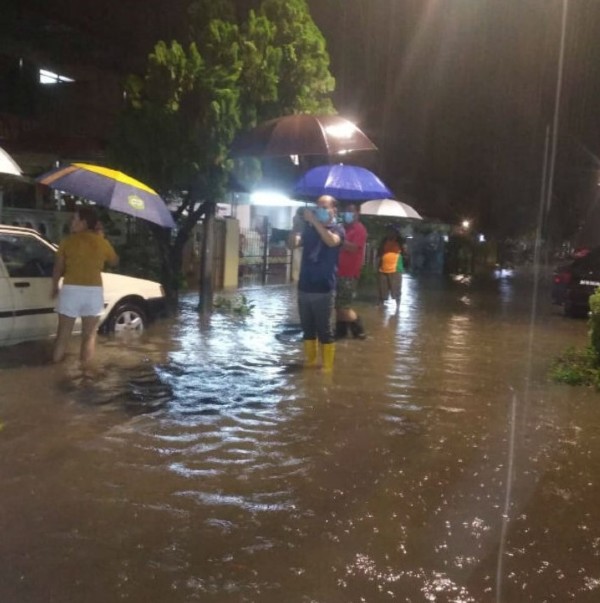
[2,273,600,602]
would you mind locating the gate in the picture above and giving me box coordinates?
[238,217,292,286]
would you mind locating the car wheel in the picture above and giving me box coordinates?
[106,302,147,334]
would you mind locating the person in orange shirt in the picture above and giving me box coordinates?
[51,207,119,369]
[377,225,404,305]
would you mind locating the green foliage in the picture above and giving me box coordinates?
[112,26,244,201]
[259,0,335,118]
[112,0,335,199]
[589,288,600,356]
[109,0,336,297]
[551,289,600,390]
[213,294,255,316]
[110,32,242,295]
[238,10,282,125]
[550,346,600,388]
[113,39,231,198]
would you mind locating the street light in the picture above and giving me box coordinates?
[461,219,471,230]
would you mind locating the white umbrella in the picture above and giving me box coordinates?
[0,146,22,177]
[360,198,422,219]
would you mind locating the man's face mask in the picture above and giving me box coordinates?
[315,207,330,223]
[342,211,354,224]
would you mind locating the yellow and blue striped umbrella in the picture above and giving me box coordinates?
[37,163,175,228]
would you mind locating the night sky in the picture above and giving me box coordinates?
[309,1,600,240]
[6,0,600,240]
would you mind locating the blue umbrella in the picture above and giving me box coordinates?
[292,164,393,201]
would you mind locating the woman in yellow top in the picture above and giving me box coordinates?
[377,225,404,306]
[51,207,118,368]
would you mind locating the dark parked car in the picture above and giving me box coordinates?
[552,247,600,316]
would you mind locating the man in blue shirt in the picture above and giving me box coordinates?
[289,195,344,372]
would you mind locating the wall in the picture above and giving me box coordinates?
[223,218,239,290]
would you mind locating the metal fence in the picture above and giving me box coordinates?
[238,217,292,286]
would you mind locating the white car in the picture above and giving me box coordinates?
[0,224,166,347]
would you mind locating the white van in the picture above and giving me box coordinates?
[0,225,166,347]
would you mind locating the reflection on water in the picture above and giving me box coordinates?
[1,274,600,602]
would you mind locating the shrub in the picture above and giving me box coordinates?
[550,346,600,386]
[589,289,600,356]
[551,288,600,390]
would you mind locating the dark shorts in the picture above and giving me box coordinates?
[335,277,358,309]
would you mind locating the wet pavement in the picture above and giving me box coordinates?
[1,272,600,602]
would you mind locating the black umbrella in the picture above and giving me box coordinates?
[230,114,377,158]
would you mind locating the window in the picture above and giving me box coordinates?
[0,234,55,278]
[39,69,75,85]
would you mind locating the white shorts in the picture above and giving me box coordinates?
[57,285,104,318]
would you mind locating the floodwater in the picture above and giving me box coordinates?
[1,273,599,603]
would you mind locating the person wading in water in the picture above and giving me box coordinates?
[51,207,118,372]
[288,195,344,372]
[335,202,367,339]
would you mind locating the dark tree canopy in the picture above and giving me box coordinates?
[109,0,336,295]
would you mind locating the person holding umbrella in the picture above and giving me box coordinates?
[288,195,344,372]
[335,203,367,339]
[377,224,405,306]
[51,207,119,370]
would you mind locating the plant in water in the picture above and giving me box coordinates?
[589,288,600,356]
[550,346,600,386]
[213,294,255,316]
[551,288,600,388]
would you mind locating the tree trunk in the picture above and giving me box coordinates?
[149,199,209,312]
[198,202,215,313]
[150,225,180,311]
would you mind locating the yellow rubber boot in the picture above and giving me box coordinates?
[303,339,319,368]
[321,342,335,373]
